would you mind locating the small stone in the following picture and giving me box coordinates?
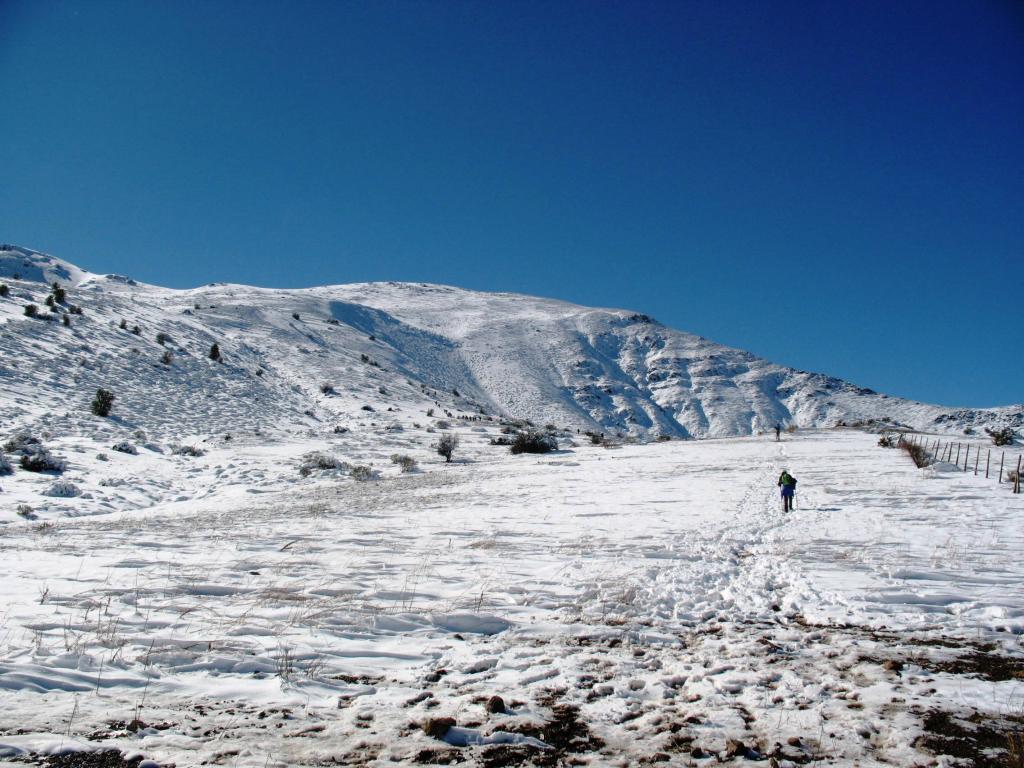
[422,717,456,739]
[485,695,505,714]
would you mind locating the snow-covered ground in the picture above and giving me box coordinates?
[2,430,1023,766]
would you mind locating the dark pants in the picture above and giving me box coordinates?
[782,492,793,512]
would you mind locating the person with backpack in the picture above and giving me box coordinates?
[778,469,797,512]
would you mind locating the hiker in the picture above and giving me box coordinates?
[774,424,781,442]
[778,469,797,512]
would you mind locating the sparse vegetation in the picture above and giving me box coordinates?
[62,314,71,327]
[161,350,173,365]
[986,427,1016,446]
[901,440,932,469]
[0,284,9,297]
[111,441,138,455]
[24,304,38,317]
[390,454,417,473]
[69,304,83,315]
[91,388,115,417]
[44,480,81,498]
[51,283,66,303]
[878,432,897,448]
[435,433,459,463]
[19,446,66,474]
[292,312,301,320]
[299,451,350,477]
[0,450,12,475]
[350,465,377,481]
[156,332,171,345]
[361,404,374,412]
[321,383,335,395]
[209,343,222,362]
[170,444,206,457]
[511,429,558,455]
[120,318,128,330]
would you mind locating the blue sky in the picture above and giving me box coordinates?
[2,0,1021,407]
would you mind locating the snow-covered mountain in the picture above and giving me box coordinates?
[1,243,1020,442]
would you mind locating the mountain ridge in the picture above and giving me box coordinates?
[1,243,1020,442]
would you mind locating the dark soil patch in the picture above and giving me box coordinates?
[13,750,146,768]
[480,695,606,767]
[917,650,1024,682]
[915,709,1024,767]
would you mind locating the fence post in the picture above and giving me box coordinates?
[999,452,1005,483]
[955,443,962,465]
[1016,456,1022,494]
[986,449,990,479]
[974,450,979,475]
[963,444,969,472]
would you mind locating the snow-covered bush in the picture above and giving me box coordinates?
[16,504,37,521]
[170,444,206,457]
[333,425,349,434]
[23,303,38,317]
[320,383,335,395]
[91,388,115,417]
[0,451,12,475]
[878,433,897,448]
[299,451,350,477]
[209,343,222,362]
[161,350,173,365]
[434,433,459,463]
[111,441,138,455]
[350,465,378,481]
[986,427,1016,446]
[510,430,558,455]
[390,454,417,473]
[901,441,932,469]
[44,481,81,498]
[19,446,66,473]
[96,452,109,461]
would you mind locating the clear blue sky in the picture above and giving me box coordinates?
[2,1,1021,407]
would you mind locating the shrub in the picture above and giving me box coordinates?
[0,451,12,475]
[4,433,41,454]
[361,404,375,412]
[510,429,558,455]
[985,427,1016,446]
[333,425,349,434]
[156,332,171,345]
[489,436,513,446]
[62,314,71,327]
[785,424,797,433]
[0,284,8,297]
[44,481,81,498]
[170,444,205,457]
[20,447,66,473]
[435,433,459,463]
[321,383,335,395]
[69,305,83,315]
[51,285,66,303]
[45,295,55,307]
[91,388,115,417]
[901,441,932,469]
[390,454,417,473]
[878,433,897,448]
[111,441,138,455]
[161,350,173,365]
[131,325,141,335]
[299,451,350,477]
[351,465,377,481]
[16,504,37,521]
[378,385,387,395]
[426,408,435,417]
[452,389,460,397]
[24,304,38,317]
[209,343,222,362]
[119,318,127,330]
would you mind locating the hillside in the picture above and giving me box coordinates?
[1,244,1019,446]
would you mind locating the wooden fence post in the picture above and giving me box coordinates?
[963,444,969,472]
[1016,456,1022,494]
[974,451,979,475]
[985,449,990,479]
[955,443,962,465]
[999,452,1005,483]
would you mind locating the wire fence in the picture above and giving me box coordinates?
[895,432,1022,493]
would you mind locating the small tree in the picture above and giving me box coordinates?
[156,332,170,345]
[45,294,55,308]
[161,350,173,365]
[91,388,115,417]
[435,433,459,463]
[0,284,9,297]
[24,304,38,317]
[209,343,222,362]
[62,313,71,327]
[131,325,141,335]
[119,318,128,330]
[51,285,66,303]
[510,429,558,455]
[292,312,301,321]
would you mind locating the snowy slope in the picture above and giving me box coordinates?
[1,243,1019,446]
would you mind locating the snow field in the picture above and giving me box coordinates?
[2,430,1023,766]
